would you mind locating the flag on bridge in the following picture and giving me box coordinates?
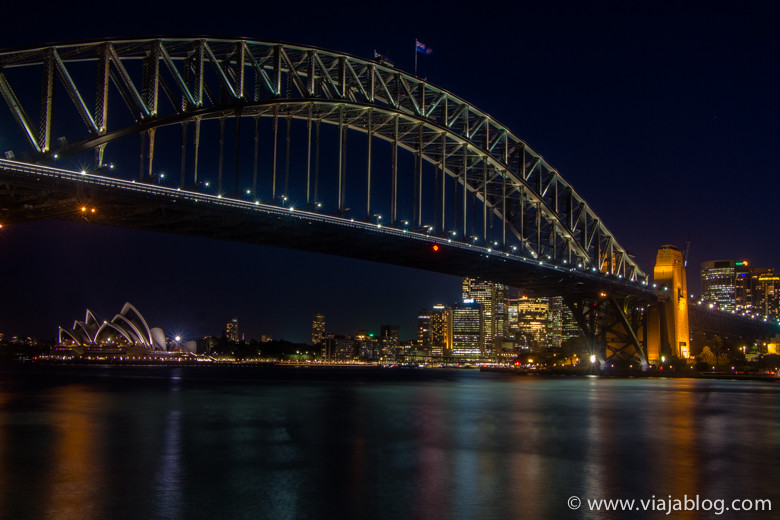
[415,40,433,55]
[415,40,433,76]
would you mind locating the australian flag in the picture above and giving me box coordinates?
[415,40,433,55]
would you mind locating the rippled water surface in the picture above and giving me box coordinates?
[0,365,778,519]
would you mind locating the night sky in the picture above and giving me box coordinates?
[1,1,779,343]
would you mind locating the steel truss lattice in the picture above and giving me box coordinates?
[0,38,647,284]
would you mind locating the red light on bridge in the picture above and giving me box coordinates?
[432,244,440,252]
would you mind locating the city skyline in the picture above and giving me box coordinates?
[2,2,780,343]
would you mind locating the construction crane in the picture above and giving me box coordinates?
[681,237,691,267]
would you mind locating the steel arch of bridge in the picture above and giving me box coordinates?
[0,37,647,284]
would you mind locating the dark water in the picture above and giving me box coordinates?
[0,365,778,520]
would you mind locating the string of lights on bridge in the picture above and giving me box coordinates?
[3,158,779,329]
[1,158,650,289]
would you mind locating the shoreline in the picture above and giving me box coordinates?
[2,359,778,383]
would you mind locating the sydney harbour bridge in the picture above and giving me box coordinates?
[0,38,774,366]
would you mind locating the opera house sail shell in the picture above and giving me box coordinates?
[58,303,163,353]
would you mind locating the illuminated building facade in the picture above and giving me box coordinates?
[417,309,432,351]
[326,334,356,361]
[751,268,779,319]
[508,297,550,350]
[700,260,750,312]
[560,301,581,343]
[312,313,326,345]
[452,299,483,359]
[430,304,453,357]
[380,325,400,358]
[462,277,507,355]
[356,330,381,360]
[226,318,239,342]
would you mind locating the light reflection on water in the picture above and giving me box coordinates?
[0,366,778,519]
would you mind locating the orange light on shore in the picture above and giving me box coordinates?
[81,206,87,212]
[432,244,440,252]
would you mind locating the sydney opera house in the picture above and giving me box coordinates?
[57,302,189,355]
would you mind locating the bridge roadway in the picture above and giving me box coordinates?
[0,158,654,301]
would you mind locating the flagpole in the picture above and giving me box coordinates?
[414,39,418,76]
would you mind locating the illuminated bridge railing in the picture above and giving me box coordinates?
[0,158,651,291]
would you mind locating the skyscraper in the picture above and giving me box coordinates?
[380,325,400,358]
[312,313,326,345]
[430,304,453,358]
[452,299,483,360]
[509,296,550,350]
[752,268,779,319]
[226,318,239,342]
[560,301,581,343]
[462,277,507,355]
[417,309,432,351]
[700,260,750,312]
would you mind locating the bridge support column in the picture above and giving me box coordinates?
[391,116,398,223]
[272,106,278,199]
[253,116,260,199]
[646,244,690,363]
[139,128,156,181]
[193,117,201,185]
[284,115,291,197]
[366,108,372,218]
[234,112,241,196]
[565,295,649,369]
[95,143,106,169]
[337,105,345,214]
[218,117,225,194]
[147,128,155,180]
[180,122,188,188]
[305,106,312,203]
[315,119,321,203]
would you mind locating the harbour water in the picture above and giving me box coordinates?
[0,365,777,519]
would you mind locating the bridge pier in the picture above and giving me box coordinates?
[565,295,649,369]
[647,245,690,363]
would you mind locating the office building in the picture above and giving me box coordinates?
[430,304,453,357]
[752,268,779,319]
[452,299,483,359]
[312,313,326,345]
[462,277,507,355]
[508,296,550,350]
[700,260,750,312]
[226,318,239,342]
[417,309,432,351]
[380,325,400,358]
[355,330,381,360]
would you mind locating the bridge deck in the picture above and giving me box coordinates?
[0,159,654,300]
